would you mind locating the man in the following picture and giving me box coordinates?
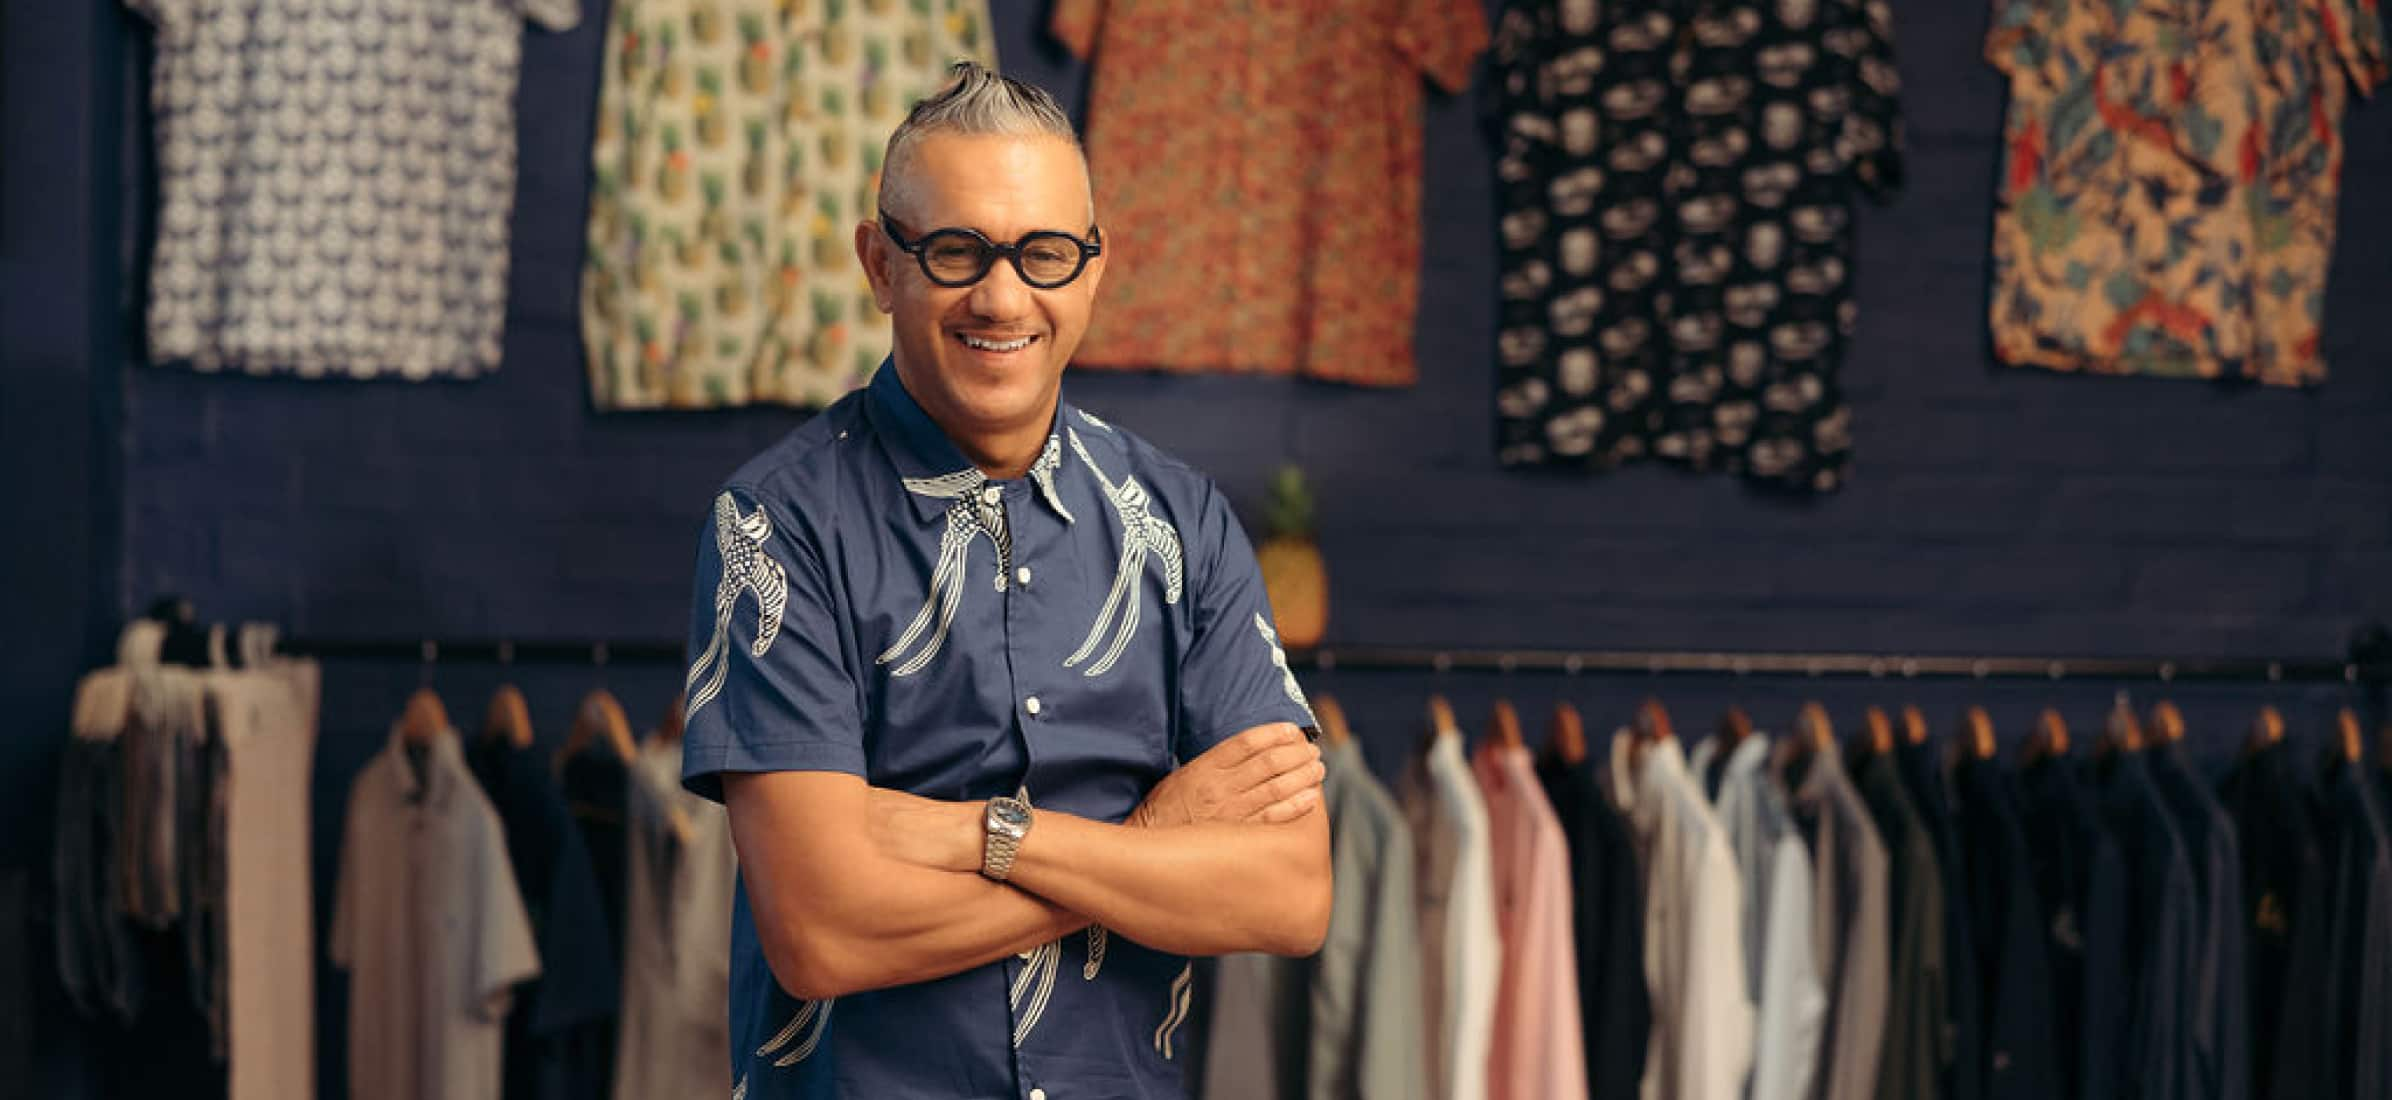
[678,62,1335,1100]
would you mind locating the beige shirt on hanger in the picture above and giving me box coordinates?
[613,738,737,1100]
[330,723,540,1100]
[1613,733,1755,1100]
[1398,728,1504,1100]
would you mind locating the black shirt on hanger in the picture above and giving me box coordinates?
[1951,756,2061,1100]
[2218,743,2329,1100]
[1537,751,1650,1100]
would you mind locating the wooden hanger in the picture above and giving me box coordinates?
[1425,694,1459,744]
[1489,699,1525,750]
[1857,706,1896,757]
[1313,694,1353,747]
[2146,701,2187,746]
[2335,708,2365,764]
[1797,702,1835,753]
[399,687,452,746]
[1635,697,1676,744]
[2021,708,2072,766]
[1901,705,1930,747]
[2096,701,2141,758]
[2245,705,2286,756]
[1961,706,1998,761]
[481,684,535,749]
[1717,705,1754,748]
[1549,701,1588,766]
[650,691,688,747]
[557,688,640,765]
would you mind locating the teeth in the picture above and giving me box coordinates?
[961,333,1033,352]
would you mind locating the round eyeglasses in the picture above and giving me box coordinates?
[879,211,1103,290]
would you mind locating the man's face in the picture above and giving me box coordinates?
[859,133,1104,448]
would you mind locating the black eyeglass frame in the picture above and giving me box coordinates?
[878,211,1104,289]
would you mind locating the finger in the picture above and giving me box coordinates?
[1210,723,1305,769]
[1230,741,1320,792]
[1242,761,1326,818]
[1253,786,1322,824]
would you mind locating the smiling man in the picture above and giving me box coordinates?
[677,62,1334,1100]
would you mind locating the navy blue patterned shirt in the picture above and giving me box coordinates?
[680,363,1318,1099]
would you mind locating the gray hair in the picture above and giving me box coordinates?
[878,61,1090,222]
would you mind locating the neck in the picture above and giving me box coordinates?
[955,426,1047,481]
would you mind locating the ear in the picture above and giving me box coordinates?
[854,220,897,314]
[1079,227,1109,300]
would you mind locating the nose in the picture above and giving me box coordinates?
[966,253,1034,322]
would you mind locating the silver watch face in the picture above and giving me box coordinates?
[990,800,1031,833]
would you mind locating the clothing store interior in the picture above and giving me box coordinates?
[7,0,2392,1097]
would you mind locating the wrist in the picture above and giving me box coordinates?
[955,800,990,874]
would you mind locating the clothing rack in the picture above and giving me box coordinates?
[281,631,2392,684]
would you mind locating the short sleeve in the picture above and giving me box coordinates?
[1395,0,1492,94]
[469,808,543,1021]
[1171,485,1318,763]
[1050,0,1107,61]
[2323,0,2389,92]
[680,487,867,802]
[517,0,582,34]
[1830,0,1905,198]
[326,781,367,970]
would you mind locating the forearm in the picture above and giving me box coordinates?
[1009,809,1331,957]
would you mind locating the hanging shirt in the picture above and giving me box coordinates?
[2093,752,2201,1100]
[613,739,737,1100]
[677,361,1320,1100]
[1050,0,1487,385]
[1397,729,1505,1100]
[579,0,993,409]
[127,0,577,379]
[466,737,619,1100]
[1985,0,2387,384]
[206,659,321,1100]
[1693,735,1827,1100]
[1850,750,1950,1100]
[1948,756,2061,1100]
[1614,735,1754,1100]
[1471,741,1590,1100]
[1537,750,1651,1100]
[1778,746,1891,1100]
[1898,742,1983,1100]
[2315,758,2392,1100]
[1487,0,1904,491]
[2147,744,2249,1100]
[2217,743,2331,1100]
[2016,757,2129,1100]
[330,727,542,1100]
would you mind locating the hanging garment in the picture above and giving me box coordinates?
[2218,743,2331,1100]
[1850,750,1950,1100]
[1692,735,1826,1100]
[1396,728,1505,1100]
[1613,734,1754,1100]
[1897,741,1983,1100]
[1949,756,2062,1100]
[2016,756,2129,1100]
[467,738,620,1100]
[2147,744,2250,1100]
[1050,0,1486,385]
[1487,0,1904,491]
[579,0,994,408]
[2315,758,2392,1100]
[127,0,577,378]
[331,726,541,1100]
[1470,741,1589,1100]
[1985,0,2387,384]
[612,739,737,1100]
[1537,749,1651,1099]
[1201,738,1429,1100]
[206,659,321,1100]
[2093,752,2202,1100]
[1776,745,1891,1100]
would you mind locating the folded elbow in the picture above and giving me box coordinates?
[1264,873,1334,957]
[762,929,855,1002]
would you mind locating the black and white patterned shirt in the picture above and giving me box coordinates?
[1489,0,1902,492]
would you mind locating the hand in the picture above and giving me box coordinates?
[1129,723,1325,829]
[868,786,983,873]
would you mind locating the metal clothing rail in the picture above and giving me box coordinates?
[279,634,2392,683]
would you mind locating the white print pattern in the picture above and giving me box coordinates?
[1065,429,1184,678]
[1029,434,1075,524]
[1254,615,1317,726]
[879,471,1010,677]
[1076,409,1116,433]
[1085,926,1108,981]
[1011,938,1062,1048]
[687,493,789,718]
[1153,962,1195,1059]
[731,1076,746,1100]
[758,998,832,1068]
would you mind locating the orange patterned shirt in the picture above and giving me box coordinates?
[1052,0,1488,386]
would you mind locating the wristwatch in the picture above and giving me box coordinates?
[981,787,1033,882]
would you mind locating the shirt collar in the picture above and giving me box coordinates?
[864,360,1078,524]
[384,724,464,804]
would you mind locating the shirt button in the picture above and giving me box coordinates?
[1016,566,1032,587]
[1030,1090,1047,1100]
[1025,696,1042,716]
[981,485,1002,505]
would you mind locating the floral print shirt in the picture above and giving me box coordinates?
[1051,0,1489,386]
[1987,0,2386,385]
[581,0,993,409]
[1489,0,1904,493]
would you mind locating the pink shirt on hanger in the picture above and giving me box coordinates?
[1470,740,1590,1100]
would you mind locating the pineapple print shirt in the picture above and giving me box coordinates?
[678,362,1320,1099]
[128,0,579,379]
[1986,0,2386,385]
[580,0,993,410]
